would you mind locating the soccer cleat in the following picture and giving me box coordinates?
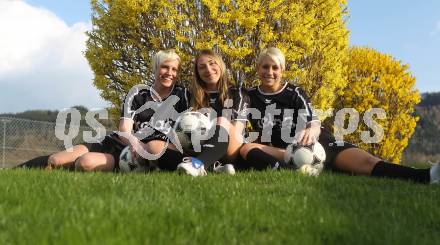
[429,161,440,184]
[213,162,236,175]
[177,157,207,177]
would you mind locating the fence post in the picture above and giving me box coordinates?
[1,119,7,167]
[1,119,11,168]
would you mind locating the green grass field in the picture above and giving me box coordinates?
[0,169,439,244]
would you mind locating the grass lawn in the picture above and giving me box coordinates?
[0,169,439,244]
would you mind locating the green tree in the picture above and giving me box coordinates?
[335,46,420,163]
[85,0,349,115]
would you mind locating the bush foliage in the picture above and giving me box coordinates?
[85,1,420,163]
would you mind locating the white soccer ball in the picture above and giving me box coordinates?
[119,146,149,173]
[284,142,326,176]
[174,112,213,150]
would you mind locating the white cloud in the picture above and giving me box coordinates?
[0,0,108,113]
[429,21,440,36]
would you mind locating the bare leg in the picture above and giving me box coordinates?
[75,152,115,172]
[143,140,177,155]
[332,148,381,175]
[333,148,432,182]
[47,145,90,169]
[139,140,182,171]
[217,118,246,163]
[239,143,285,162]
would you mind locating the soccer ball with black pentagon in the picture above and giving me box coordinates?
[174,111,213,151]
[119,146,149,172]
[284,142,326,169]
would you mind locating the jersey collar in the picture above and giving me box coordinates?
[150,84,175,102]
[257,82,288,96]
[206,90,219,94]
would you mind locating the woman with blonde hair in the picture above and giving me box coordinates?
[176,49,250,176]
[19,49,190,172]
[237,47,440,184]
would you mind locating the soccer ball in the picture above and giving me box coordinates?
[174,111,213,151]
[284,142,326,176]
[118,146,149,172]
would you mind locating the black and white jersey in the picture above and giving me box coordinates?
[248,82,320,148]
[120,84,190,139]
[206,86,250,121]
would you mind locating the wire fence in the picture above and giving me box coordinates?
[0,117,102,168]
[0,116,435,168]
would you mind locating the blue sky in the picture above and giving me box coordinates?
[347,0,440,92]
[0,0,439,113]
[26,0,91,26]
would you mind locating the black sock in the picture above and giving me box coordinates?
[196,125,229,169]
[244,148,292,171]
[371,161,430,183]
[157,149,184,171]
[15,155,50,169]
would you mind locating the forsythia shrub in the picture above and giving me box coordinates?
[335,47,420,163]
[85,1,419,163]
[85,0,349,116]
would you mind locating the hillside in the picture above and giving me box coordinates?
[402,92,440,164]
[0,105,117,129]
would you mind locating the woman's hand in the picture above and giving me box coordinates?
[295,121,321,146]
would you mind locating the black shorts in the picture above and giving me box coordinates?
[233,153,252,171]
[317,128,357,170]
[83,134,125,166]
[85,132,171,171]
[139,131,169,144]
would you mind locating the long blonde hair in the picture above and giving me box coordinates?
[191,49,231,110]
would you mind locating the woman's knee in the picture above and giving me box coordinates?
[47,145,89,168]
[74,155,97,171]
[47,154,64,168]
[144,140,167,155]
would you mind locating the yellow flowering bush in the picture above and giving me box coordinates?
[335,47,420,162]
[85,0,349,113]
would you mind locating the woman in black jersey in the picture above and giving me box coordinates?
[19,50,190,172]
[176,49,250,176]
[238,47,440,184]
[112,50,190,172]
